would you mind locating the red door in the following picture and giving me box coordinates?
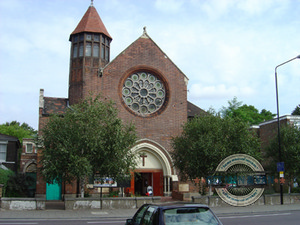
[153,171,163,196]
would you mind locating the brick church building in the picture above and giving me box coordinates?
[36,3,205,199]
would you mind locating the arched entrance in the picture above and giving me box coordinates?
[128,140,175,196]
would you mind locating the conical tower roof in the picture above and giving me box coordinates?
[70,5,112,39]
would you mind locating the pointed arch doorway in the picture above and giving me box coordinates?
[128,140,175,196]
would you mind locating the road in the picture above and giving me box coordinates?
[220,210,300,225]
[0,210,300,225]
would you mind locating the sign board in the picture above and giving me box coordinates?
[94,177,117,188]
[277,162,285,172]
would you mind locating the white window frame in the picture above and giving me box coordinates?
[26,143,34,153]
[0,141,8,162]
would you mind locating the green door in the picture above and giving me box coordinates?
[46,181,62,200]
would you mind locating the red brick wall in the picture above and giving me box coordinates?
[37,36,188,196]
[79,36,188,153]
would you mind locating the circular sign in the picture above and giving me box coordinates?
[215,154,265,206]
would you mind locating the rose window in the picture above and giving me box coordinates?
[122,72,166,115]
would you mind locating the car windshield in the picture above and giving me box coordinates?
[163,207,220,225]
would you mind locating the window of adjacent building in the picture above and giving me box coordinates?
[0,141,8,162]
[26,143,33,153]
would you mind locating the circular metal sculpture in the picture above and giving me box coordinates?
[122,72,166,116]
[215,154,265,206]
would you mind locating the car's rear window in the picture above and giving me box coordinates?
[163,207,220,225]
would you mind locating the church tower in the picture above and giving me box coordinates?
[68,2,112,105]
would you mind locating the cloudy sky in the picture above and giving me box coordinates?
[0,0,299,130]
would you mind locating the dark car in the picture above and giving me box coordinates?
[125,202,223,225]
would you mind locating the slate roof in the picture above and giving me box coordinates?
[187,101,207,118]
[70,5,112,39]
[0,133,20,142]
[42,97,68,116]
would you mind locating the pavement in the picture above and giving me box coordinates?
[0,203,300,220]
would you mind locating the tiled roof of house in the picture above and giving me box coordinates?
[70,6,112,39]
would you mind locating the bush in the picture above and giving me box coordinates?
[5,173,36,197]
[0,168,14,196]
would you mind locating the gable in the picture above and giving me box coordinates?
[105,31,188,83]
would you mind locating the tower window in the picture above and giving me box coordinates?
[79,43,84,57]
[93,44,99,57]
[105,46,109,61]
[86,34,92,41]
[86,42,92,56]
[79,34,84,41]
[101,44,105,59]
[73,44,78,58]
[72,33,109,59]
[94,35,100,42]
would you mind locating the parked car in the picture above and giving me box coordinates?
[125,203,223,225]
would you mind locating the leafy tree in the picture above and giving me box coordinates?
[171,114,261,181]
[264,125,300,191]
[220,97,274,125]
[292,104,300,115]
[0,121,37,144]
[39,96,137,197]
[220,96,242,118]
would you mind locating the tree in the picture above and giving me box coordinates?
[0,121,37,144]
[265,125,300,191]
[220,97,274,125]
[39,96,137,197]
[292,104,300,115]
[171,114,261,181]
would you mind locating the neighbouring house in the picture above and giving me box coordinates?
[0,133,21,173]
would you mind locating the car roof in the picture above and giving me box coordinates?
[142,202,211,210]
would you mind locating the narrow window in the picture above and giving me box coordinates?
[86,34,92,41]
[0,142,7,162]
[79,43,84,57]
[105,46,109,61]
[101,44,105,59]
[94,34,100,42]
[93,44,99,57]
[74,35,78,42]
[73,44,78,58]
[26,143,33,153]
[86,42,92,56]
[79,34,84,41]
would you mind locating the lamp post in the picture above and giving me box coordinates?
[275,55,300,205]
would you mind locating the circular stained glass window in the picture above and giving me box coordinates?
[122,72,166,116]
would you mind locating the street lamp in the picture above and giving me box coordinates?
[275,55,300,205]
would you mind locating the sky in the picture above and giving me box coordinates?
[0,0,299,130]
